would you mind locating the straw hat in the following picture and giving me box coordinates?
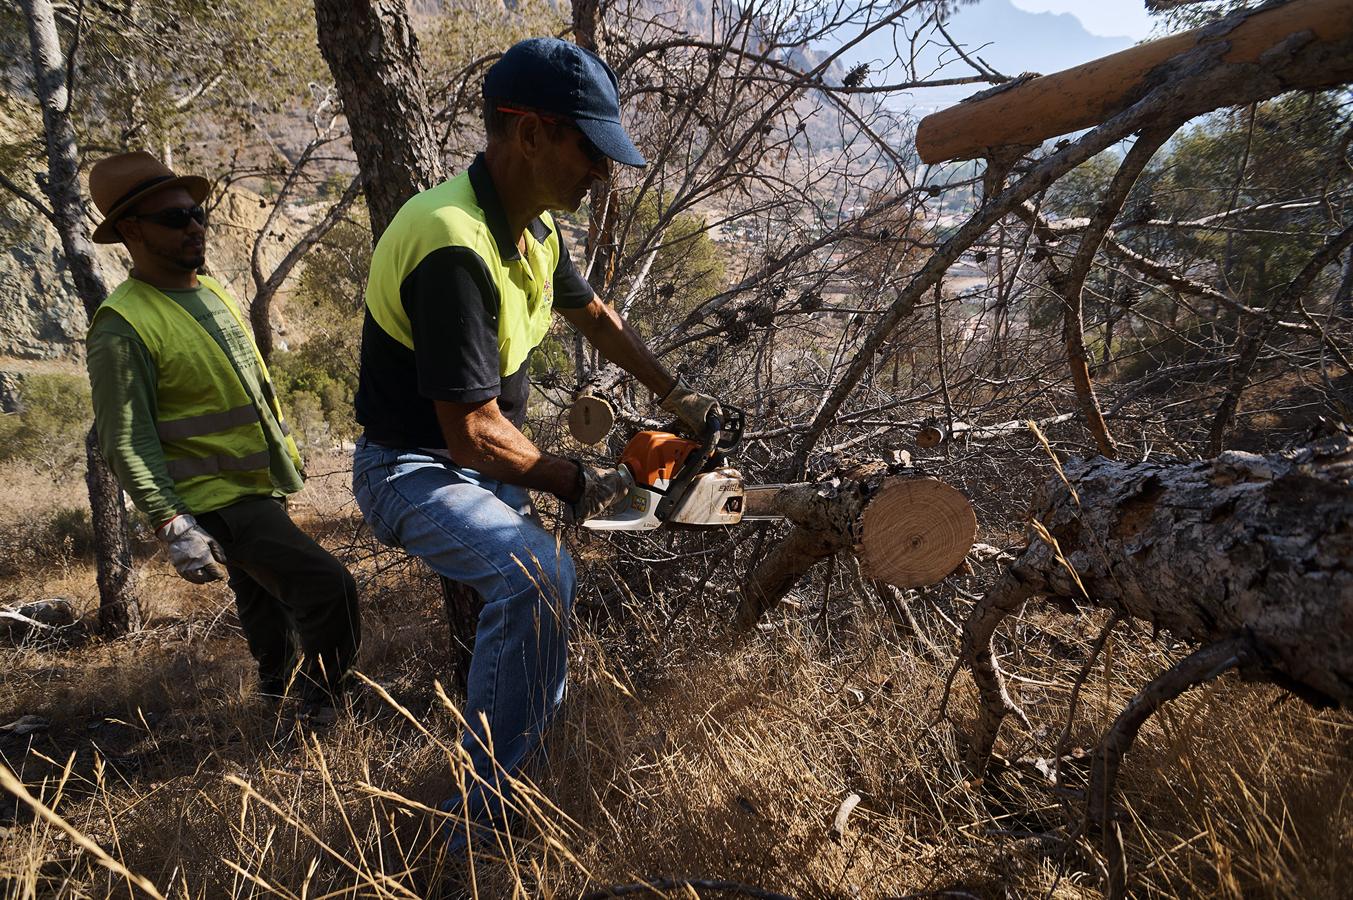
[89,151,210,244]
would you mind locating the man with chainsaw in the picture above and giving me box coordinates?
[85,152,361,723]
[351,37,722,843]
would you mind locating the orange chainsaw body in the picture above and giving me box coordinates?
[620,430,700,489]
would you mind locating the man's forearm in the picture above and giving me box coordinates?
[560,299,676,398]
[435,398,580,499]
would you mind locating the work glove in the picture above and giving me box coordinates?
[568,461,635,524]
[660,377,723,436]
[156,513,227,584]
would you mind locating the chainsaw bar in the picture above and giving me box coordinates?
[740,483,790,520]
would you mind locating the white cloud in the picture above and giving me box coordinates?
[1010,0,1154,40]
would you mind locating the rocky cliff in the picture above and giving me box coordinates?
[0,180,302,364]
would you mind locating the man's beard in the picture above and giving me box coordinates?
[157,239,206,272]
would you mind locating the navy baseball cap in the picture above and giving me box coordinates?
[484,37,646,168]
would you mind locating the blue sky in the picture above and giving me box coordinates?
[1010,0,1155,40]
[838,0,1151,113]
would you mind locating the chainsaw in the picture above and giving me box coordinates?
[581,407,783,530]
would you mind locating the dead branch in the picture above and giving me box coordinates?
[915,414,1076,449]
[1052,125,1178,458]
[1087,636,1251,900]
[790,15,1353,476]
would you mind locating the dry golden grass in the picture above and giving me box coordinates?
[1,452,1350,899]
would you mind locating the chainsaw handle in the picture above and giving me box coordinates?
[716,405,744,450]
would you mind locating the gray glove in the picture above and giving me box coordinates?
[156,513,226,584]
[569,462,635,524]
[660,377,722,435]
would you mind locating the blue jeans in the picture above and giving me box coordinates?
[351,438,574,846]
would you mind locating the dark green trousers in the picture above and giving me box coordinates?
[197,496,360,701]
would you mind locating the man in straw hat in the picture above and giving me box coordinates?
[85,151,361,723]
[352,37,724,847]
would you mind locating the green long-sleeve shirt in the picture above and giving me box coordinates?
[86,281,303,525]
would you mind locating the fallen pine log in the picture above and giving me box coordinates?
[956,434,1353,898]
[916,0,1353,163]
[738,462,976,629]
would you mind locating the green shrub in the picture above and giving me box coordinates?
[0,373,91,472]
[272,350,358,449]
[0,504,95,577]
[45,505,94,559]
[271,215,369,449]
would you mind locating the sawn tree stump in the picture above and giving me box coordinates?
[738,462,976,629]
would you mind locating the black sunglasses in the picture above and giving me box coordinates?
[125,205,207,230]
[497,106,608,166]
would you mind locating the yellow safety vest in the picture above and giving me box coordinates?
[90,275,303,514]
[365,171,560,378]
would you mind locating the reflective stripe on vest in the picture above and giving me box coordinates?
[365,171,560,377]
[156,403,260,441]
[166,448,272,480]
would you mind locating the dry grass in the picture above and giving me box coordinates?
[1,452,1350,900]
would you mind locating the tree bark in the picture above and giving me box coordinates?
[915,0,1353,163]
[85,431,140,633]
[21,0,141,635]
[573,0,619,319]
[962,435,1353,769]
[440,575,483,696]
[1335,248,1353,319]
[311,0,443,237]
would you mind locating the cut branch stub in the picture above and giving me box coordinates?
[916,421,970,448]
[568,394,614,445]
[857,477,977,588]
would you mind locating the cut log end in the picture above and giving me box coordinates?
[568,395,614,445]
[857,477,977,588]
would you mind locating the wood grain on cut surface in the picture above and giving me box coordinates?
[858,478,977,588]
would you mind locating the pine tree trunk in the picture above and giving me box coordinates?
[1334,248,1353,319]
[313,0,471,672]
[311,0,443,236]
[573,0,617,302]
[21,0,141,635]
[85,431,140,633]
